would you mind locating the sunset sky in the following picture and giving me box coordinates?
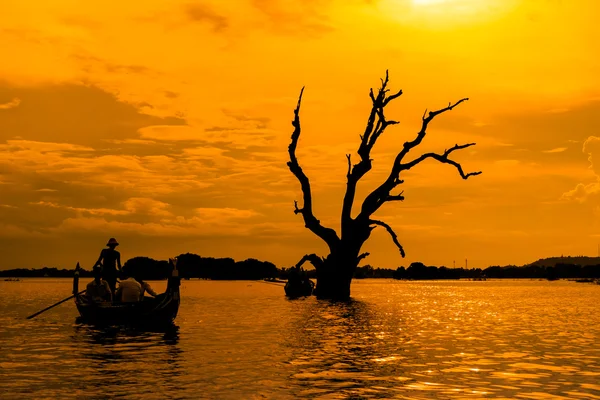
[1,0,600,270]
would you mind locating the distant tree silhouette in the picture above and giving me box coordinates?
[287,71,481,300]
[123,254,278,280]
[0,267,93,278]
[123,257,170,280]
[353,265,396,279]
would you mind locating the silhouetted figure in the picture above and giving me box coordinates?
[95,238,122,294]
[138,278,158,300]
[115,267,142,303]
[299,267,308,282]
[86,265,112,303]
[285,265,314,297]
[288,265,301,285]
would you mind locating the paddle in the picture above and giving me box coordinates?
[252,279,286,287]
[26,289,86,320]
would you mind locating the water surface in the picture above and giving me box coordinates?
[1,279,599,399]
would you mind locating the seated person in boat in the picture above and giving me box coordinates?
[137,277,158,300]
[86,265,112,303]
[95,237,122,295]
[115,267,142,303]
[288,265,301,285]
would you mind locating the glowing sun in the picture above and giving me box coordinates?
[380,0,516,28]
[412,0,452,4]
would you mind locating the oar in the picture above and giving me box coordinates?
[252,280,286,287]
[26,289,86,320]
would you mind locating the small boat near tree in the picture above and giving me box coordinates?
[284,279,314,298]
[73,258,181,325]
[284,265,315,298]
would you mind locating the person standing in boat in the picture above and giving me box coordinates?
[95,237,122,295]
[86,265,112,303]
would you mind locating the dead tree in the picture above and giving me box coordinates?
[287,71,481,300]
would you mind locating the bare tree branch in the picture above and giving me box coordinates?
[287,88,340,251]
[357,252,370,263]
[294,253,325,270]
[396,98,469,164]
[346,154,351,178]
[342,71,403,234]
[357,71,403,161]
[387,191,405,202]
[369,219,405,257]
[359,97,473,219]
[400,143,482,179]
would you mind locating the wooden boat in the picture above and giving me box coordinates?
[72,258,181,325]
[284,278,315,298]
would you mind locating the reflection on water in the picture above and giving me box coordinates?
[283,281,600,399]
[1,279,600,399]
[67,323,183,397]
[286,300,395,399]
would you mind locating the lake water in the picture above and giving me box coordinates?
[1,279,599,399]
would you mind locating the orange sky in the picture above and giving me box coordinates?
[1,0,600,270]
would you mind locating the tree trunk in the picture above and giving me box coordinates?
[314,250,360,301]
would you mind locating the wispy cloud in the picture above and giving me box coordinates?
[562,136,600,203]
[542,147,568,153]
[184,3,229,31]
[30,201,131,216]
[0,98,21,110]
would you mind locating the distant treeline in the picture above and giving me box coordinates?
[484,263,600,280]
[391,262,600,280]
[125,253,279,280]
[0,253,279,280]
[0,267,91,278]
[2,255,600,280]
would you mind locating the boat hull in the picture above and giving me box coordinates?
[75,271,181,325]
[75,291,179,324]
[284,279,314,298]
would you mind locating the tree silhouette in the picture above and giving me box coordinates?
[287,71,481,300]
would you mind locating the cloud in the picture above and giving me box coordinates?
[542,147,568,153]
[0,83,186,145]
[30,201,131,216]
[0,139,214,198]
[250,0,334,36]
[194,207,260,220]
[220,109,270,127]
[123,197,172,217]
[138,125,201,141]
[31,197,175,218]
[51,204,264,238]
[24,198,266,239]
[138,122,279,149]
[104,138,157,145]
[583,136,600,176]
[0,97,20,109]
[562,136,600,203]
[184,3,229,31]
[3,139,94,153]
[561,182,599,203]
[178,0,336,37]
[0,223,46,238]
